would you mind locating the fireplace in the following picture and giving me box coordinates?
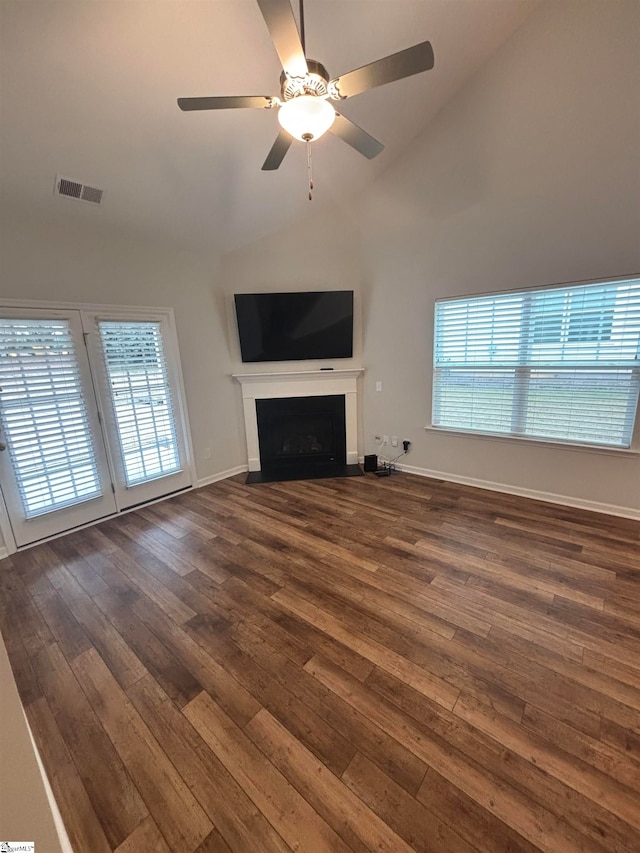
[233,368,364,482]
[256,395,346,475]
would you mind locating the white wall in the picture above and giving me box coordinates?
[0,205,246,495]
[358,0,640,516]
[223,0,640,516]
[222,205,364,372]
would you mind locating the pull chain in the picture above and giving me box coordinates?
[304,134,314,200]
[300,0,310,199]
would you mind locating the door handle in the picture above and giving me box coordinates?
[0,443,6,452]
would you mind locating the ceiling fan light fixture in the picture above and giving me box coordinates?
[277,95,335,142]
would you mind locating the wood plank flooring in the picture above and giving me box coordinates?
[1,472,639,852]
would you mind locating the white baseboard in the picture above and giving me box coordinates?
[0,546,8,561]
[197,465,248,489]
[397,463,640,521]
[27,715,74,852]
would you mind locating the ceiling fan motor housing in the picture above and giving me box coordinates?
[280,59,330,101]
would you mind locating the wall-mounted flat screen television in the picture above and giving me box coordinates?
[234,290,354,363]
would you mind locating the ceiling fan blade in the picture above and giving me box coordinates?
[330,40,434,99]
[256,0,308,78]
[178,96,274,111]
[330,113,384,160]
[262,129,294,170]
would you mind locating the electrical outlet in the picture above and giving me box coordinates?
[375,381,382,392]
[374,434,382,444]
[391,436,398,447]
[204,447,212,459]
[383,435,389,445]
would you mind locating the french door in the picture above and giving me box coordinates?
[0,306,193,549]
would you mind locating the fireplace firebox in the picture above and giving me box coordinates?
[256,395,346,479]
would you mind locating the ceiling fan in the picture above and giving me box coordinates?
[178,0,434,180]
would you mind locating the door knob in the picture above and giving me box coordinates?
[0,443,6,452]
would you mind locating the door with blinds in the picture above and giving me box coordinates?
[83,312,192,509]
[0,309,117,547]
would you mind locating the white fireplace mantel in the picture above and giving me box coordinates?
[233,369,364,471]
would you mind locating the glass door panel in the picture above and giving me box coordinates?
[0,309,117,547]
[85,313,192,508]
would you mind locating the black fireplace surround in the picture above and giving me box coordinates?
[246,394,362,484]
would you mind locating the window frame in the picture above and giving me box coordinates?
[430,276,640,452]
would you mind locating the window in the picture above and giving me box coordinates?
[98,320,182,486]
[432,278,640,448]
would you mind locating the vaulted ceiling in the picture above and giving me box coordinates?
[0,1,539,255]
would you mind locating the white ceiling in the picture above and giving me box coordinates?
[0,1,539,255]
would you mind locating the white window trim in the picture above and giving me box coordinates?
[424,424,640,456]
[432,273,639,305]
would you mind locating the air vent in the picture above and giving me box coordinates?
[54,175,104,205]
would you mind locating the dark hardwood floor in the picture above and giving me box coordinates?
[1,472,639,852]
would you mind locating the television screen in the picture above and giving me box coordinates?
[234,290,354,363]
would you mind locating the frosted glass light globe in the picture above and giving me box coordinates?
[277,95,335,141]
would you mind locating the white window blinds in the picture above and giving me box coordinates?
[98,320,181,486]
[0,318,102,517]
[432,278,640,448]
